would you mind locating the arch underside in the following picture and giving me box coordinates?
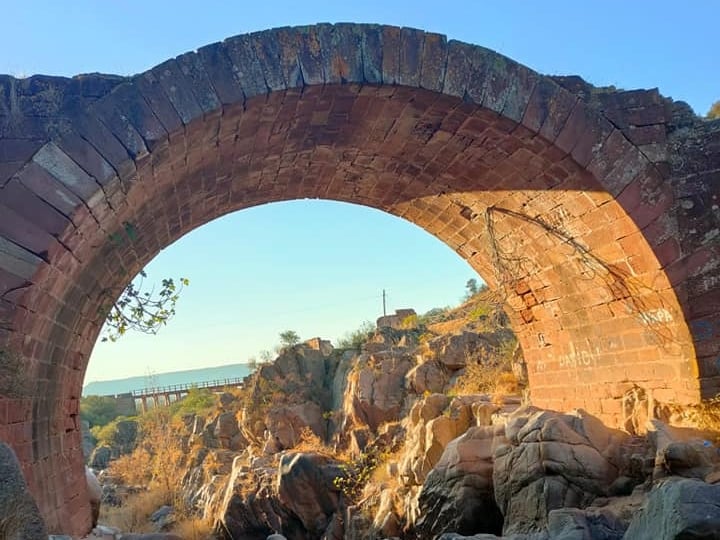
[15,84,698,426]
[0,23,711,534]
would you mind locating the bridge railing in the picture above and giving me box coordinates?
[131,377,245,398]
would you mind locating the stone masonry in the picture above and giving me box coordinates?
[0,24,717,535]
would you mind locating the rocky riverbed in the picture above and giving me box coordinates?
[5,297,720,539]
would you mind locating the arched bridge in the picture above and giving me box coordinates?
[0,23,718,534]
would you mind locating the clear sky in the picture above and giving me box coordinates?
[1,1,716,384]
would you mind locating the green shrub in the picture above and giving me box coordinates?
[90,415,136,446]
[168,388,216,417]
[336,320,375,350]
[81,395,122,427]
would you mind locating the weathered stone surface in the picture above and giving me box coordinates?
[263,401,325,453]
[214,411,240,449]
[86,467,102,528]
[277,452,344,537]
[342,351,414,432]
[494,407,630,534]
[216,455,283,539]
[89,445,112,470]
[415,425,505,537]
[547,507,628,540]
[399,394,451,486]
[407,359,449,394]
[0,443,47,540]
[623,478,720,539]
[648,420,720,481]
[429,331,503,371]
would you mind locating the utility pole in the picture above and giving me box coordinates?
[382,289,387,317]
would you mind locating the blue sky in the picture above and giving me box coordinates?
[1,1,716,384]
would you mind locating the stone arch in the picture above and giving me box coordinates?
[0,24,718,534]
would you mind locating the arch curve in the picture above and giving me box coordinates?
[0,24,717,534]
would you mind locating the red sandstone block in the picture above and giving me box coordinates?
[10,422,31,443]
[14,442,32,463]
[624,104,666,126]
[625,124,666,146]
[653,237,682,267]
[617,230,647,257]
[521,77,556,133]
[8,400,30,423]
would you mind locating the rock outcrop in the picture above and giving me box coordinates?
[623,478,720,539]
[89,298,720,540]
[342,351,414,432]
[277,453,345,538]
[415,425,505,537]
[493,407,630,535]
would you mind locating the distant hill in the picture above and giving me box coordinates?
[82,363,253,396]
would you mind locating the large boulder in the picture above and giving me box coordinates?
[407,359,449,394]
[415,425,506,537]
[648,420,720,480]
[623,478,720,539]
[493,407,629,535]
[89,445,112,469]
[86,467,102,528]
[398,394,451,487]
[276,452,344,537]
[342,351,414,432]
[113,419,139,454]
[399,395,501,489]
[214,412,241,449]
[428,331,502,371]
[547,507,628,540]
[216,455,285,539]
[0,443,47,539]
[263,402,325,453]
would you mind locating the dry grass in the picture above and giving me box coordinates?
[453,361,520,403]
[691,395,720,443]
[100,487,216,538]
[99,488,170,533]
[171,516,215,540]
[109,447,153,486]
[450,331,522,403]
[292,426,333,455]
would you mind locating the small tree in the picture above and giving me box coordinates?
[465,278,479,300]
[101,270,189,342]
[278,330,301,350]
[708,100,720,120]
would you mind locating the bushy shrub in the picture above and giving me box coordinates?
[90,415,136,447]
[168,387,216,417]
[336,320,375,350]
[81,395,121,427]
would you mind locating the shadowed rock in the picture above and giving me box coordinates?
[0,442,47,540]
